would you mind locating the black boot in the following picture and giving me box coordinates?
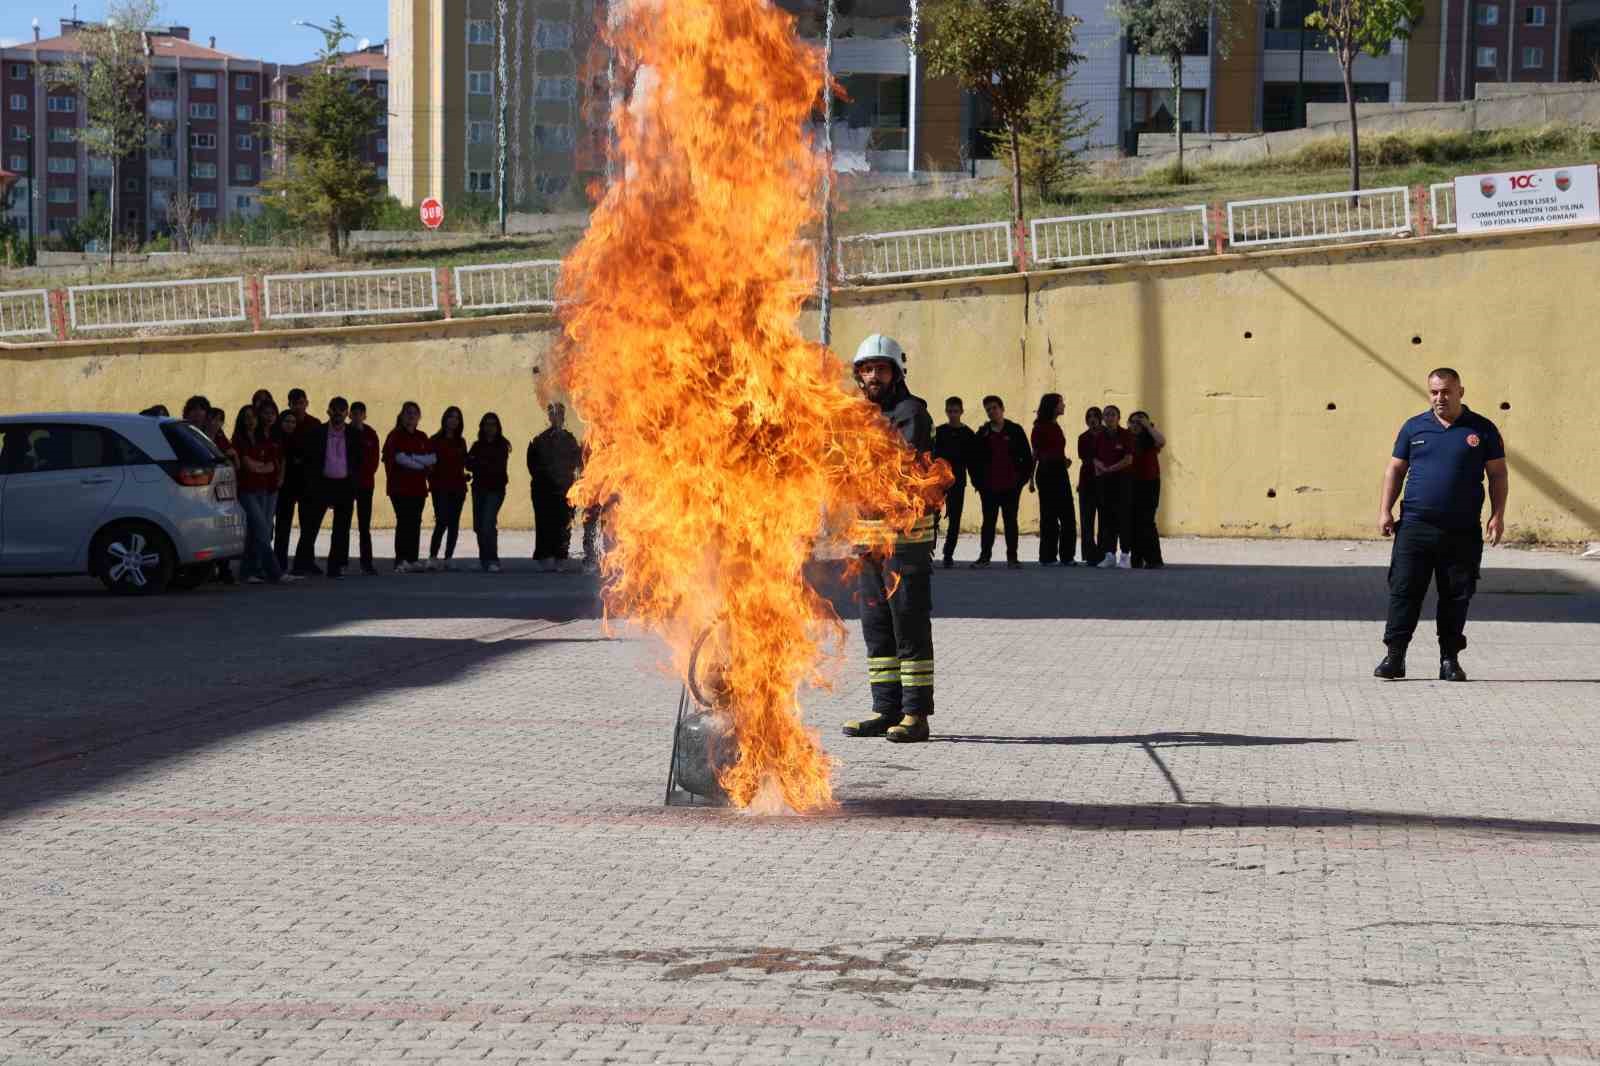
[843,713,899,738]
[1374,647,1406,680]
[1439,657,1468,682]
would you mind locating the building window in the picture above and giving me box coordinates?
[468,71,492,95]
[47,95,76,113]
[149,99,175,120]
[7,63,29,79]
[192,161,218,179]
[48,218,70,235]
[88,157,113,176]
[46,156,75,174]
[536,76,576,101]
[125,176,140,191]
[1477,45,1499,67]
[469,120,491,144]
[377,164,387,179]
[1525,4,1547,23]
[377,82,387,99]
[1477,4,1499,24]
[468,19,494,44]
[7,93,25,110]
[48,185,74,203]
[190,103,217,119]
[149,158,175,178]
[152,70,178,90]
[235,163,252,180]
[235,104,252,121]
[237,133,254,150]
[236,74,255,90]
[191,72,217,89]
[468,170,493,193]
[157,131,174,150]
[10,124,26,141]
[1523,46,1545,67]
[376,137,387,153]
[190,132,217,149]
[235,194,254,209]
[49,126,76,143]
[1127,87,1207,134]
[126,208,139,223]
[535,21,573,49]
[196,191,217,208]
[534,172,569,198]
[533,123,575,151]
[7,154,24,171]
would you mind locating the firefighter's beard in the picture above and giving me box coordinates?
[859,377,888,405]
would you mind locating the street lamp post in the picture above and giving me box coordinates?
[26,129,36,265]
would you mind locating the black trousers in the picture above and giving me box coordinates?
[978,486,1022,562]
[939,478,966,562]
[1036,460,1076,563]
[1096,474,1133,558]
[860,539,934,717]
[429,489,466,560]
[1384,518,1483,656]
[532,480,574,560]
[391,494,425,565]
[294,479,355,574]
[355,486,375,570]
[1079,477,1100,564]
[273,483,301,571]
[1130,478,1163,568]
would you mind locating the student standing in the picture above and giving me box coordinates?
[527,402,583,572]
[234,406,295,585]
[1029,393,1076,567]
[467,412,511,574]
[932,396,976,569]
[427,406,470,571]
[1128,411,1166,569]
[383,402,435,573]
[349,401,382,576]
[284,388,322,573]
[968,395,1032,569]
[1077,407,1104,566]
[272,410,305,572]
[206,406,240,585]
[1094,404,1137,569]
[294,396,363,580]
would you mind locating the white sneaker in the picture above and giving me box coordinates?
[1117,553,1132,569]
[1097,555,1117,569]
[281,573,306,583]
[393,562,410,574]
[246,576,265,585]
[540,559,557,573]
[442,560,456,572]
[487,563,501,573]
[424,559,438,572]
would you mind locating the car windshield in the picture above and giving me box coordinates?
[160,421,225,464]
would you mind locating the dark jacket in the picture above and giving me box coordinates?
[300,421,365,493]
[873,378,933,458]
[933,423,976,485]
[527,427,582,489]
[970,419,1033,495]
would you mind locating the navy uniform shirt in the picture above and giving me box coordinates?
[1392,406,1505,531]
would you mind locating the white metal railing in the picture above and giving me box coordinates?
[837,221,1014,281]
[1031,205,1209,266]
[1429,182,1457,231]
[1226,187,1412,249]
[0,289,52,338]
[67,276,247,332]
[453,259,561,311]
[263,267,439,321]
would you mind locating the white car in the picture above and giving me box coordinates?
[0,413,245,594]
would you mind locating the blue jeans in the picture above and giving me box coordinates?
[472,488,504,567]
[240,491,284,582]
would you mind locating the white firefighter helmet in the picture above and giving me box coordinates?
[852,334,906,375]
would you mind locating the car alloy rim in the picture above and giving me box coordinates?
[106,532,161,587]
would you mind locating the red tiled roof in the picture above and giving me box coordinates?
[12,31,246,62]
[281,47,388,77]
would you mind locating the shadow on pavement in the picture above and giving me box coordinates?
[930,731,1356,748]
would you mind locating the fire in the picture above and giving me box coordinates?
[555,0,947,812]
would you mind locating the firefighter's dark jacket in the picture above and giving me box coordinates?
[874,377,933,459]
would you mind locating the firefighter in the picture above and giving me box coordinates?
[842,334,938,744]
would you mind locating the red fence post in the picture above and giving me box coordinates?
[1212,204,1227,255]
[1014,219,1029,273]
[438,266,454,319]
[1414,185,1430,238]
[246,275,264,331]
[49,289,69,341]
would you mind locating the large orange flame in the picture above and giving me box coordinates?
[556,0,948,813]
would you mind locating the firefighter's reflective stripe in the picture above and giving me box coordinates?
[900,658,934,687]
[853,514,937,547]
[867,655,901,683]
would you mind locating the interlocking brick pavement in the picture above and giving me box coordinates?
[2,534,1599,1064]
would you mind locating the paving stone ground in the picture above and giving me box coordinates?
[3,532,1600,1065]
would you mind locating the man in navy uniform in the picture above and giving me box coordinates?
[1375,368,1509,682]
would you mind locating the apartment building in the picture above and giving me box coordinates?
[268,43,390,186]
[2,19,273,242]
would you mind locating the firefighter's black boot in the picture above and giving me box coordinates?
[843,713,899,738]
[885,714,930,744]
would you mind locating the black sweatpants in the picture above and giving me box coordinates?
[1383,518,1483,656]
[1036,460,1075,564]
[939,478,966,563]
[295,479,355,575]
[860,540,934,717]
[1079,477,1100,564]
[532,479,574,561]
[1130,478,1163,568]
[355,487,375,571]
[978,486,1022,563]
[1096,474,1133,558]
[274,483,302,571]
[391,494,425,566]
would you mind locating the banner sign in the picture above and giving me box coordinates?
[1454,164,1600,233]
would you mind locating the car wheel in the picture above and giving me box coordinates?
[170,563,214,591]
[93,522,176,596]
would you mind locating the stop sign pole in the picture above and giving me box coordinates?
[420,196,444,230]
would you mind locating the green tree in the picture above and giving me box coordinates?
[919,0,1082,223]
[986,73,1098,203]
[54,0,161,269]
[1305,0,1423,191]
[262,17,385,254]
[1111,0,1244,183]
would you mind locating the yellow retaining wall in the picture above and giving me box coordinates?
[5,223,1599,541]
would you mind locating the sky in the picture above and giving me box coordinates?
[1,0,390,62]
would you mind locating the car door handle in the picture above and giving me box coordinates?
[79,477,115,485]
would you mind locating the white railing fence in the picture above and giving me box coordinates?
[453,259,561,311]
[1031,205,1209,267]
[0,289,52,338]
[67,277,247,332]
[263,268,439,321]
[837,221,1015,282]
[1429,182,1458,231]
[1227,187,1412,249]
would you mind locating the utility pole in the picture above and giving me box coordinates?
[819,0,835,347]
[496,0,509,234]
[1296,0,1307,128]
[25,129,36,265]
[907,0,918,174]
